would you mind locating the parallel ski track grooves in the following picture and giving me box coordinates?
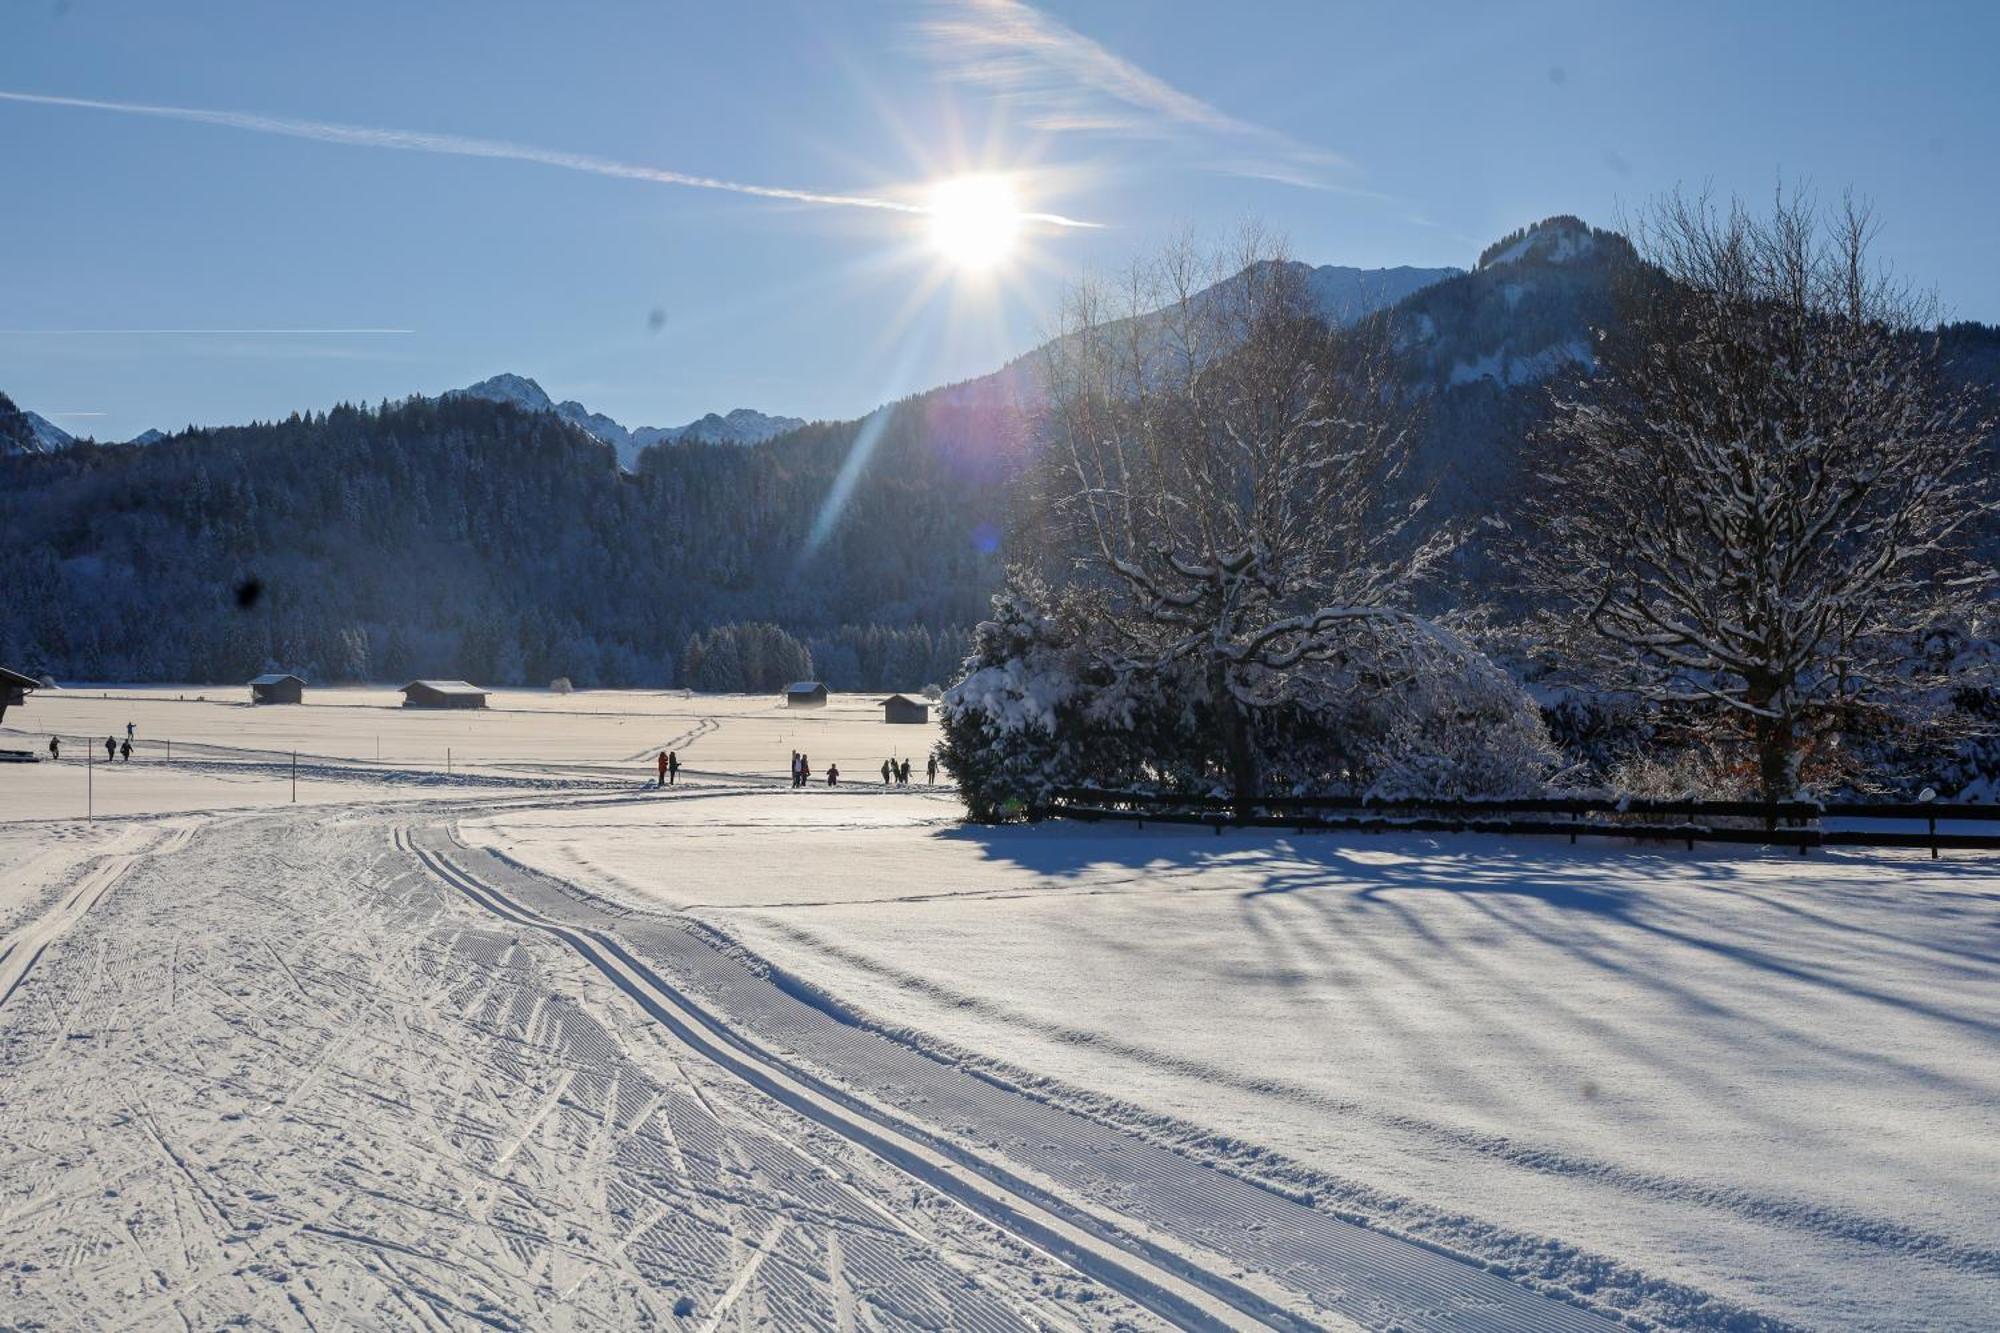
[408,826,1630,1333]
[404,829,1271,1333]
[0,821,199,1011]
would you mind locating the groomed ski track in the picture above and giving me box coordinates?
[404,820,1629,1333]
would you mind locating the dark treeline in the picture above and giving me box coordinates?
[677,621,966,693]
[0,390,1021,688]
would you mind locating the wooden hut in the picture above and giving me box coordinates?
[783,681,829,709]
[401,679,489,710]
[880,693,930,725]
[248,672,306,705]
[0,666,37,729]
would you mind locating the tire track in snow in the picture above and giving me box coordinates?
[411,823,1631,1333]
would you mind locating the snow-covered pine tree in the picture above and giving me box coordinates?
[1522,189,1997,802]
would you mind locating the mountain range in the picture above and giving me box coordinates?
[3,261,1455,467]
[2,216,1991,689]
[446,374,808,470]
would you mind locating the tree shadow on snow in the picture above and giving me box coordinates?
[939,820,2000,1048]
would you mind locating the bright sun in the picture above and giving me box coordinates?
[926,175,1024,272]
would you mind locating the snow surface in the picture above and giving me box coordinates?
[2,685,938,813]
[4,684,1994,1329]
[469,792,2000,1332]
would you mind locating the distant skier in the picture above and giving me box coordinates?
[898,758,911,785]
[105,735,117,762]
[881,759,893,786]
[927,754,938,785]
[799,754,811,786]
[791,750,801,788]
[826,763,839,787]
[667,751,680,786]
[125,721,135,741]
[657,750,669,787]
[47,736,59,762]
[119,737,132,763]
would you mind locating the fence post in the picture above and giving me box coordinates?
[1930,814,1938,861]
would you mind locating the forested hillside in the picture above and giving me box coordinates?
[5,216,1992,689]
[0,392,1015,687]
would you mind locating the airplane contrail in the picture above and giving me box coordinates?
[1,328,415,335]
[0,89,1101,229]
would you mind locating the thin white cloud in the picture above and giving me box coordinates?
[0,89,1100,228]
[918,0,1347,189]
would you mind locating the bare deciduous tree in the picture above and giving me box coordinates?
[1522,189,1996,802]
[1036,231,1442,811]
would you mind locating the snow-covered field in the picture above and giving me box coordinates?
[3,686,1995,1330]
[1,685,940,822]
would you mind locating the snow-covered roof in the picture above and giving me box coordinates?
[248,673,305,687]
[0,666,39,691]
[784,681,826,694]
[879,694,925,707]
[402,679,487,695]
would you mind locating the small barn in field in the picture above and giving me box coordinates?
[401,679,489,710]
[880,694,930,725]
[248,672,305,705]
[0,666,37,729]
[783,681,828,709]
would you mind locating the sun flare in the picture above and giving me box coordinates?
[925,174,1024,272]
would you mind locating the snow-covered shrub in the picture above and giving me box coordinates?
[1247,622,1561,800]
[943,577,1559,819]
[921,682,943,702]
[548,676,573,695]
[1606,743,1742,802]
[1355,637,1564,800]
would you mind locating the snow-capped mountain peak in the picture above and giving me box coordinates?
[1,392,74,455]
[447,374,805,470]
[24,410,72,452]
[670,408,809,446]
[449,372,559,416]
[1478,216,1604,270]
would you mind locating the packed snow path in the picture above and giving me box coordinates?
[0,804,1628,1331]
[404,823,1622,1332]
[0,809,1154,1331]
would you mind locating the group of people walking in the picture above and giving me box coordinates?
[880,755,938,786]
[649,745,946,791]
[42,722,135,763]
[791,751,840,786]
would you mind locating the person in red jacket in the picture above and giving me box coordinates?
[656,750,669,787]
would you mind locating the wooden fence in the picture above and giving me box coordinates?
[1033,788,2000,857]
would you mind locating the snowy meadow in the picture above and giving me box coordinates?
[2,686,1994,1329]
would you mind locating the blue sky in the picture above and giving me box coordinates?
[4,0,1996,442]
